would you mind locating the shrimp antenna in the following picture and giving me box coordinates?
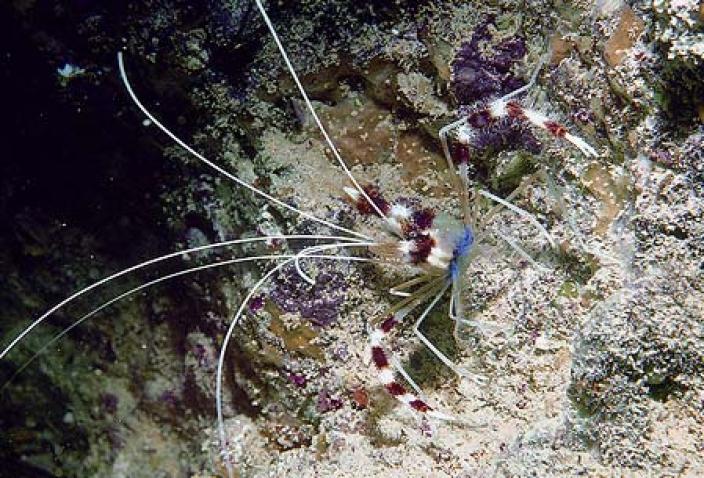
[0,234,363,361]
[253,0,390,222]
[117,52,371,242]
[2,250,374,391]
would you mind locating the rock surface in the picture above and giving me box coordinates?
[0,1,702,477]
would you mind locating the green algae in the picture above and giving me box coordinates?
[404,308,458,389]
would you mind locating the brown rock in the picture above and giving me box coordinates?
[550,34,573,64]
[604,6,645,67]
[581,163,628,236]
[351,387,369,409]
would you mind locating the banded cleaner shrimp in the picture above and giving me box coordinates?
[1,1,609,476]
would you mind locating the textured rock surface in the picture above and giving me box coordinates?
[0,1,702,477]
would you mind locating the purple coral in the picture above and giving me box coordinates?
[471,119,542,155]
[206,0,256,48]
[451,18,541,157]
[451,18,527,105]
[269,262,348,326]
[287,373,307,388]
[316,388,343,413]
[248,295,265,313]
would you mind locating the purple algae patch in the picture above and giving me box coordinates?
[287,373,307,388]
[451,18,527,105]
[451,18,542,157]
[248,294,265,313]
[371,346,389,368]
[269,262,348,327]
[472,119,542,156]
[316,388,343,413]
[467,108,495,129]
[379,316,398,333]
[450,142,471,165]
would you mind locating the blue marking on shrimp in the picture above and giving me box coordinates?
[449,227,474,280]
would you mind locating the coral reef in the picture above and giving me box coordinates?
[654,0,704,63]
[451,18,527,105]
[269,262,349,327]
[1,0,703,477]
[451,17,542,161]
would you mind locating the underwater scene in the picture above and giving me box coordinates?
[1,0,703,476]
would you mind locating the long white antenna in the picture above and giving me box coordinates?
[2,251,373,390]
[117,52,371,241]
[253,0,389,221]
[215,243,377,476]
[215,256,298,477]
[478,189,556,249]
[0,234,362,360]
[293,240,376,284]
